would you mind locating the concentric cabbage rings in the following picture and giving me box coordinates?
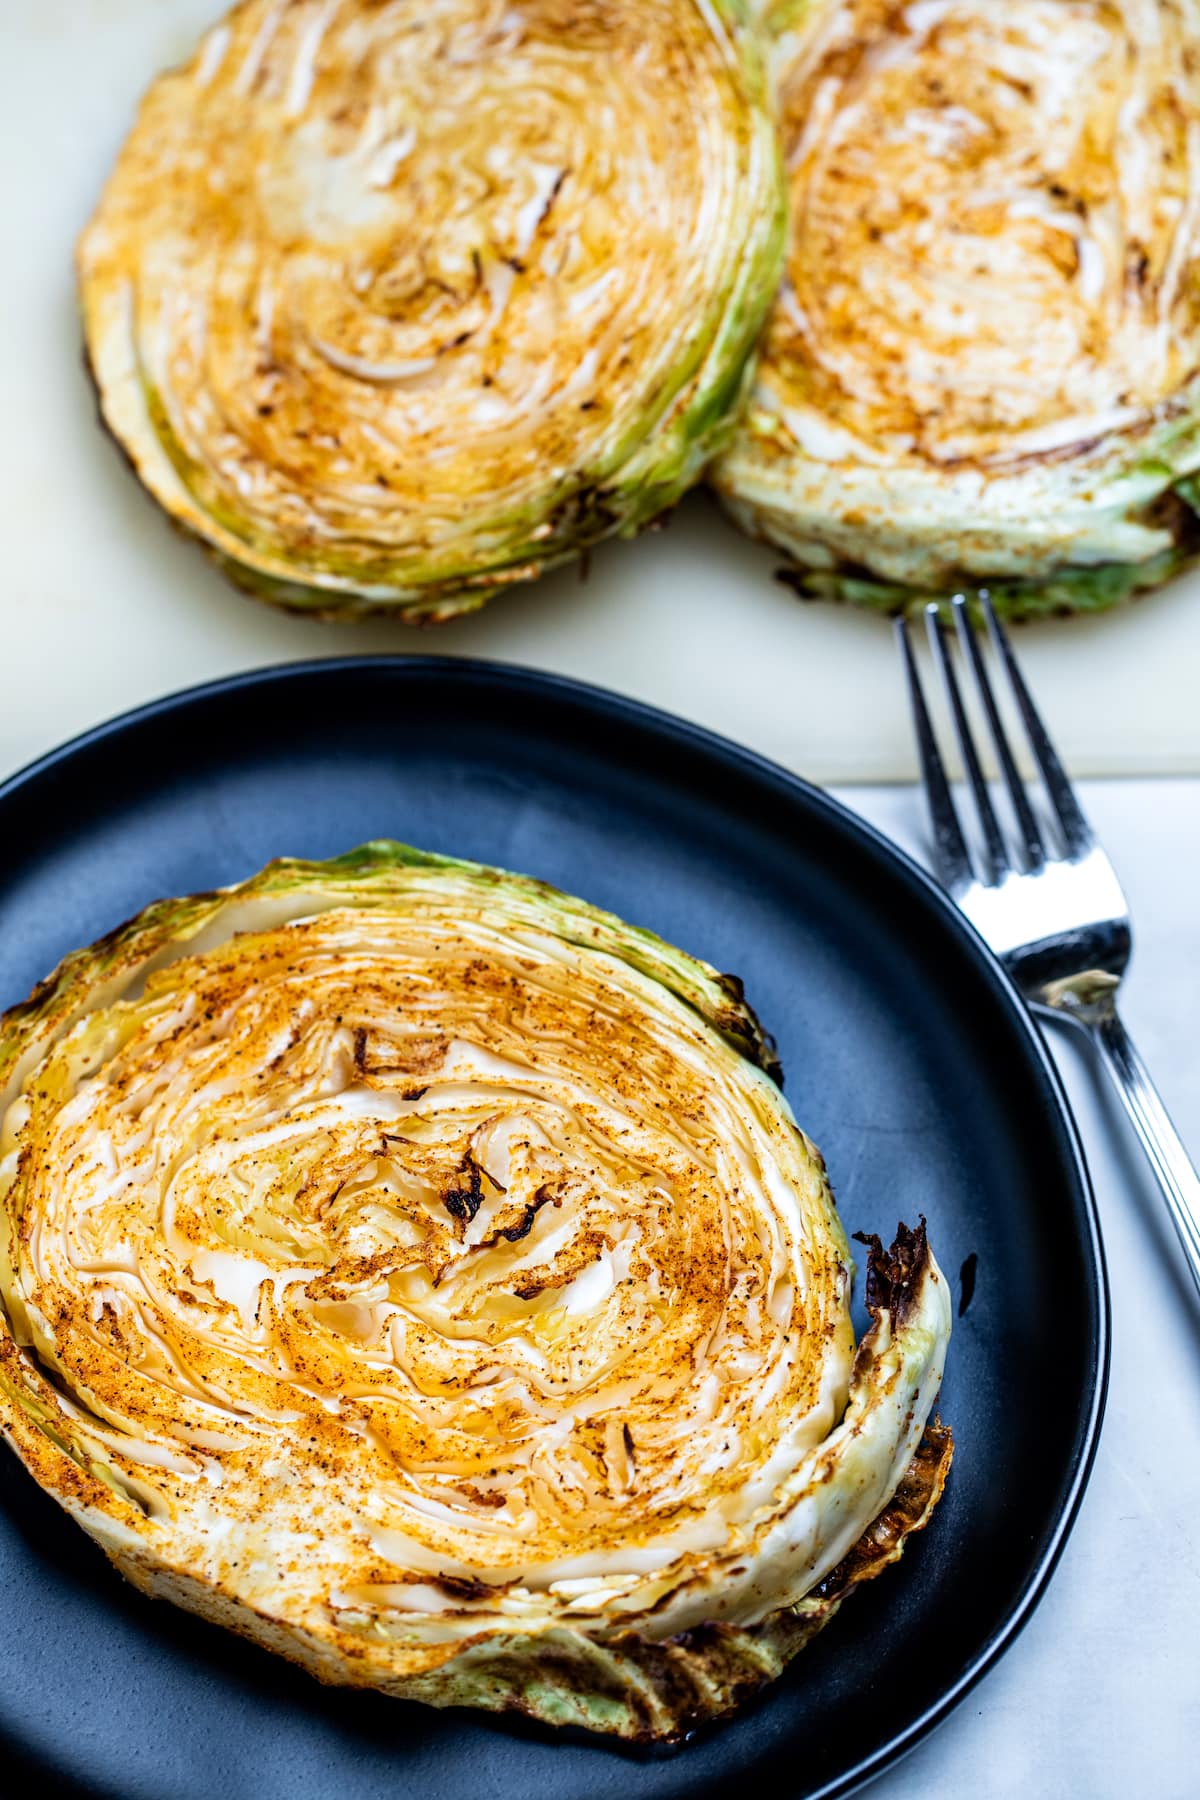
[715,0,1200,620]
[0,844,951,1738]
[79,0,785,620]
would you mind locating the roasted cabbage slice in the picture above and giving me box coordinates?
[715,0,1200,619]
[0,844,952,1740]
[78,0,784,621]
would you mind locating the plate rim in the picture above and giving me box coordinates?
[0,652,1110,1800]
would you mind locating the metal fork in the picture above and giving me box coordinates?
[897,592,1200,1298]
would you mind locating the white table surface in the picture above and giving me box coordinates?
[840,780,1200,1800]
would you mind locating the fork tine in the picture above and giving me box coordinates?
[981,593,1093,858]
[895,615,974,893]
[951,595,1046,872]
[923,602,1009,886]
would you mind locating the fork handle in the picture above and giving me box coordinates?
[1081,1006,1200,1298]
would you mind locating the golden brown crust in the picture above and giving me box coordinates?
[77,0,783,615]
[811,1419,954,1606]
[764,0,1200,470]
[0,849,952,1739]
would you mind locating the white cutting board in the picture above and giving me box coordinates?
[3,0,1199,785]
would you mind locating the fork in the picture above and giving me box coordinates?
[897,592,1200,1299]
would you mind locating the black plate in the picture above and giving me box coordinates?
[0,658,1106,1800]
